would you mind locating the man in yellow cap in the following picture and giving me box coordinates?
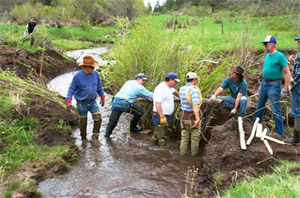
[66,55,105,146]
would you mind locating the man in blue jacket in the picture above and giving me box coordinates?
[66,55,105,145]
[105,73,153,138]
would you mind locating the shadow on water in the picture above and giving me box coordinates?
[39,48,200,197]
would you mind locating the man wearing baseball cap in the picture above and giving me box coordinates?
[179,72,202,156]
[105,73,153,138]
[256,35,291,135]
[151,72,180,146]
[209,66,248,117]
[284,36,300,144]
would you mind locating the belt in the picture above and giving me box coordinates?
[153,112,158,115]
[79,99,95,102]
[264,78,281,82]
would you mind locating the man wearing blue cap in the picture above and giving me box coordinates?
[104,73,153,138]
[256,35,291,135]
[284,36,300,144]
[151,72,180,146]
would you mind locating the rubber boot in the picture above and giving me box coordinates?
[92,113,101,146]
[79,116,87,146]
[151,126,159,145]
[284,118,300,144]
[157,126,168,147]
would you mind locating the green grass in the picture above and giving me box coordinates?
[0,24,118,51]
[137,15,299,53]
[220,161,300,198]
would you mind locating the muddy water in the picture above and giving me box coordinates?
[39,48,199,197]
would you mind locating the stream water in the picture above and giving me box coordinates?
[38,47,200,197]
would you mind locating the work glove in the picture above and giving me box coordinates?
[209,95,216,103]
[100,95,105,107]
[160,116,167,126]
[281,88,289,99]
[230,108,237,115]
[66,99,72,111]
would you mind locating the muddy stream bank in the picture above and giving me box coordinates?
[38,48,199,197]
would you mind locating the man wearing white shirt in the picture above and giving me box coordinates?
[151,72,180,146]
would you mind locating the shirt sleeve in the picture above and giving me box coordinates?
[66,75,77,100]
[191,88,200,104]
[292,55,300,86]
[238,82,247,95]
[96,72,104,97]
[221,77,229,89]
[280,53,288,67]
[138,86,153,99]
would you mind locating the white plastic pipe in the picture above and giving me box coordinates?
[238,117,247,150]
[260,129,285,145]
[256,123,262,138]
[246,117,260,145]
[263,139,273,155]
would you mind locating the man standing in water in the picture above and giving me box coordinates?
[66,55,105,145]
[256,36,291,135]
[284,36,300,144]
[104,73,153,138]
[151,72,180,146]
[179,72,202,156]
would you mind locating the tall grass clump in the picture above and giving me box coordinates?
[105,19,202,92]
[221,160,300,198]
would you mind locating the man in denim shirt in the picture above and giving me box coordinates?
[284,36,300,144]
[105,73,153,138]
[256,36,291,135]
[66,55,105,145]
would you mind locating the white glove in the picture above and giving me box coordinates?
[281,88,289,99]
[209,95,216,103]
[230,108,237,114]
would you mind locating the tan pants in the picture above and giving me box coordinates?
[180,120,201,156]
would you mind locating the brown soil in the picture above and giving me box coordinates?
[0,46,80,196]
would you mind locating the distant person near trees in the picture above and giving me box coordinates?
[66,55,105,146]
[256,36,291,135]
[104,73,153,138]
[151,72,180,146]
[23,18,37,46]
[284,36,300,144]
[209,66,248,117]
[179,72,202,156]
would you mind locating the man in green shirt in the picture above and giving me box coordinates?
[256,36,291,135]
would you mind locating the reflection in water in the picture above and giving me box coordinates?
[39,48,199,197]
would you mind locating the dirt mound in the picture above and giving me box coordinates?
[196,115,299,197]
[0,46,78,81]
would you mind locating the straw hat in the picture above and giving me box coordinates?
[79,55,99,67]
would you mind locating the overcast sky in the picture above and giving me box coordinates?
[144,0,165,9]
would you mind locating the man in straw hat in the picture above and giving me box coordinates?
[284,36,300,144]
[209,66,248,117]
[104,73,153,138]
[66,55,105,146]
[256,36,291,135]
[179,72,202,156]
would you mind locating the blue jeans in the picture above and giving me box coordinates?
[152,114,171,126]
[256,80,284,135]
[291,83,300,118]
[217,96,247,116]
[76,100,100,116]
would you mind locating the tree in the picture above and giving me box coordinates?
[201,0,226,13]
[153,0,162,12]
[147,2,152,12]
